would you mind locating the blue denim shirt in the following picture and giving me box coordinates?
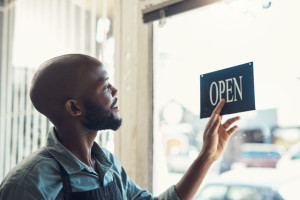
[0,127,179,200]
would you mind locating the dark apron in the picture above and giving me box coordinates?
[58,162,123,200]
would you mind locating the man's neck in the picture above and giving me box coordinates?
[54,126,98,169]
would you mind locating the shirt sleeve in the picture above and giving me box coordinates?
[101,148,180,200]
[158,185,180,200]
[118,165,156,200]
[0,182,45,200]
[123,169,180,200]
[106,154,180,199]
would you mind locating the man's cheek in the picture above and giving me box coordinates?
[103,97,113,108]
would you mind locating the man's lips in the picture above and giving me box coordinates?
[111,98,118,109]
[112,107,119,112]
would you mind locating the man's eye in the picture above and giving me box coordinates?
[104,84,111,91]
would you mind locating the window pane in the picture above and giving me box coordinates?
[0,0,114,181]
[153,0,300,197]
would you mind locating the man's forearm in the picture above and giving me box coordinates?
[174,153,214,200]
[174,100,240,200]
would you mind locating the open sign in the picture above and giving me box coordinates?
[209,76,243,106]
[200,62,255,118]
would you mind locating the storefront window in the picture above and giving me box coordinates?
[153,0,300,198]
[0,0,114,182]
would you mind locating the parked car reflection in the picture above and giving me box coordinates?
[195,168,300,200]
[276,142,300,171]
[232,143,286,168]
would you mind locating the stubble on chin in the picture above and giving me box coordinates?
[83,100,122,131]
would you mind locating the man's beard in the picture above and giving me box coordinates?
[83,100,122,131]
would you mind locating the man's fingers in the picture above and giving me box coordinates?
[212,99,225,116]
[206,99,225,129]
[227,125,239,136]
[210,114,221,133]
[222,116,241,129]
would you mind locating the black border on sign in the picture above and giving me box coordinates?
[200,62,256,118]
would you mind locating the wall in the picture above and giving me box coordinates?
[113,0,167,192]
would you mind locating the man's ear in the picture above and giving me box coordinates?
[65,100,82,116]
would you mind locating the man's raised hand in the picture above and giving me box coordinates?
[200,99,240,161]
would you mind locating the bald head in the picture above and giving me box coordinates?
[30,54,102,123]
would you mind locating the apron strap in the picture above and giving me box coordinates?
[57,162,73,200]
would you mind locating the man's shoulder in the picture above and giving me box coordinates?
[94,146,123,172]
[1,147,60,188]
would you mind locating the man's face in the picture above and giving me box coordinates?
[81,65,122,131]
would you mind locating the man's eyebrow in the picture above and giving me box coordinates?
[98,77,109,85]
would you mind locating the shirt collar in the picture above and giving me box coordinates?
[45,127,112,175]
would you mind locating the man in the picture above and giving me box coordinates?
[0,54,240,200]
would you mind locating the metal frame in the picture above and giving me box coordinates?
[142,0,227,23]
